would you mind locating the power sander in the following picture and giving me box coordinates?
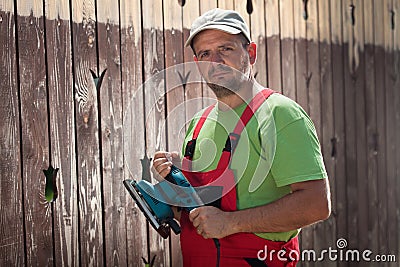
[123,165,207,239]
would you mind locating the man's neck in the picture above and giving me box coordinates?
[217,79,262,110]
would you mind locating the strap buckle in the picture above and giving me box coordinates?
[184,139,197,159]
[223,133,241,152]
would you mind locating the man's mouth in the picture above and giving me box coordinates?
[211,70,231,78]
[209,65,233,78]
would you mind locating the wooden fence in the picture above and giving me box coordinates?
[0,0,399,266]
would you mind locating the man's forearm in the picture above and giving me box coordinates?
[227,179,331,234]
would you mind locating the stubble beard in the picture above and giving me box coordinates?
[206,56,251,98]
[208,83,239,98]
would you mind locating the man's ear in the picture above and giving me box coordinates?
[247,42,257,65]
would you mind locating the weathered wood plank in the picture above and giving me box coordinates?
[299,0,322,257]
[183,0,203,123]
[120,0,148,265]
[200,0,218,105]
[265,0,282,92]
[342,0,359,250]
[363,0,379,257]
[279,0,296,100]
[350,0,369,251]
[164,0,185,154]
[293,0,306,108]
[249,0,268,86]
[373,0,388,257]
[96,0,126,266]
[142,0,169,265]
[315,1,336,266]
[331,0,348,252]
[0,3,25,266]
[70,0,104,265]
[384,0,398,260]
[293,0,311,255]
[306,0,322,140]
[218,0,234,10]
[44,0,79,266]
[200,0,217,13]
[164,1,184,266]
[16,0,53,265]
[394,0,400,263]
[234,0,250,32]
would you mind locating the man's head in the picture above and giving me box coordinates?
[185,8,251,49]
[186,9,257,98]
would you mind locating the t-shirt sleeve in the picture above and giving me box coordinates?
[270,110,328,187]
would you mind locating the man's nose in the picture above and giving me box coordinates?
[210,51,224,63]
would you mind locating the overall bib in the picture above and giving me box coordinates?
[180,89,300,267]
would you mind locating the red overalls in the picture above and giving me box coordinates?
[180,89,299,267]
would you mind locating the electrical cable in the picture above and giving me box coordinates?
[213,238,220,267]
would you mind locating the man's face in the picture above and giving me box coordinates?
[192,30,256,98]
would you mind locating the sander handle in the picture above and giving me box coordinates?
[165,165,204,209]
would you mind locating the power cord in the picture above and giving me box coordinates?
[213,238,220,267]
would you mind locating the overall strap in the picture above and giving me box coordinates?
[193,104,215,139]
[183,104,215,161]
[225,89,275,153]
[183,89,275,170]
[217,89,275,169]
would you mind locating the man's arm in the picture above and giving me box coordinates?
[189,178,331,239]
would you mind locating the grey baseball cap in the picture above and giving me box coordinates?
[185,8,251,47]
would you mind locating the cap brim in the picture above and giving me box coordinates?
[184,24,241,47]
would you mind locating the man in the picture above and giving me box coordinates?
[152,8,330,266]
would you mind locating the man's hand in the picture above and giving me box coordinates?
[189,179,330,239]
[189,206,234,239]
[151,151,180,180]
[152,151,182,221]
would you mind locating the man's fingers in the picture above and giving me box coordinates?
[190,208,211,238]
[158,164,172,178]
[151,152,169,179]
[165,151,181,167]
[152,159,172,178]
[151,151,181,179]
[153,151,179,160]
[153,151,169,160]
[153,157,171,168]
[153,152,180,168]
[189,208,200,223]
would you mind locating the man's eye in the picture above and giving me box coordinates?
[220,47,233,54]
[199,52,209,59]
[221,47,233,51]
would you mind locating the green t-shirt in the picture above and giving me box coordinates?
[182,92,327,241]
